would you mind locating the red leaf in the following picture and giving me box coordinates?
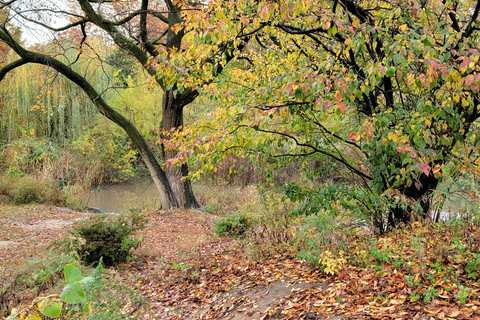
[348,132,358,140]
[302,84,308,94]
[465,75,474,86]
[417,163,430,176]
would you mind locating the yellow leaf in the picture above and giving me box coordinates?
[25,313,42,320]
[399,24,408,32]
[425,119,431,128]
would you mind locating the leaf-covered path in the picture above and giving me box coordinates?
[121,210,480,319]
[2,205,480,319]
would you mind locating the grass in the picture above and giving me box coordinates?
[193,181,261,216]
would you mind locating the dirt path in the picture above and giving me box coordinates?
[0,205,93,278]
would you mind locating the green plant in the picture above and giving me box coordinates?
[296,206,352,266]
[7,262,97,320]
[214,212,254,238]
[456,285,469,304]
[69,211,147,266]
[0,175,66,205]
[370,247,391,265]
[423,287,438,303]
[409,293,420,302]
[466,253,480,280]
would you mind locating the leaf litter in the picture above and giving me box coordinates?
[1,204,480,319]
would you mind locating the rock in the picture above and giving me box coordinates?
[86,207,105,213]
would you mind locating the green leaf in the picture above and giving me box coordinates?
[393,54,405,64]
[60,282,86,304]
[37,297,63,318]
[386,66,396,77]
[63,263,82,283]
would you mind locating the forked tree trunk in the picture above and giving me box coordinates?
[161,88,201,209]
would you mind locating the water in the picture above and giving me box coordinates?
[87,179,476,220]
[87,178,161,213]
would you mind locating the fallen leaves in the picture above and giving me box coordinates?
[3,205,480,319]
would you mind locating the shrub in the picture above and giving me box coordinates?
[69,210,147,266]
[214,212,254,238]
[0,175,66,205]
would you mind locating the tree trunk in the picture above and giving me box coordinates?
[384,173,440,231]
[161,88,201,209]
[0,40,183,209]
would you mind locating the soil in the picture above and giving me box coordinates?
[0,205,92,277]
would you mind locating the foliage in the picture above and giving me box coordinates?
[0,47,102,145]
[72,120,138,184]
[214,212,255,238]
[0,133,139,207]
[106,48,138,87]
[69,210,147,266]
[296,207,353,264]
[164,0,480,231]
[6,257,143,320]
[0,174,66,205]
[6,262,93,320]
[319,250,347,275]
[0,253,75,317]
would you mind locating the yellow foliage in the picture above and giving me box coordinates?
[319,250,347,275]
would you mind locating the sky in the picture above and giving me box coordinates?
[9,0,72,45]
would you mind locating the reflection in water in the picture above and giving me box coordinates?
[87,178,161,213]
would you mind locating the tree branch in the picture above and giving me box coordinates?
[236,125,373,181]
[0,58,27,81]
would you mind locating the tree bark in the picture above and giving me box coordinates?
[383,173,440,231]
[161,88,201,209]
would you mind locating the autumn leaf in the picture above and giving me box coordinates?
[417,163,430,176]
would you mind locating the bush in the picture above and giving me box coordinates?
[0,175,66,205]
[69,210,147,266]
[214,212,254,238]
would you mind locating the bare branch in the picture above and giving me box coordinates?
[0,0,18,9]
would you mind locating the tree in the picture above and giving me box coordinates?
[166,0,480,230]
[0,0,243,209]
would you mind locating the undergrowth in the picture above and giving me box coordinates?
[0,252,145,319]
[0,175,67,206]
[66,209,147,266]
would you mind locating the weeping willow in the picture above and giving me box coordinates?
[0,38,113,145]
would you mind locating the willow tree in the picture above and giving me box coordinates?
[0,0,243,209]
[165,0,480,230]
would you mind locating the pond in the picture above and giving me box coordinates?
[87,178,161,213]
[87,178,476,221]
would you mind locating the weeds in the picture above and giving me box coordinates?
[214,212,255,238]
[0,175,66,205]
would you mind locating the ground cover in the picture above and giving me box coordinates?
[1,203,480,319]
